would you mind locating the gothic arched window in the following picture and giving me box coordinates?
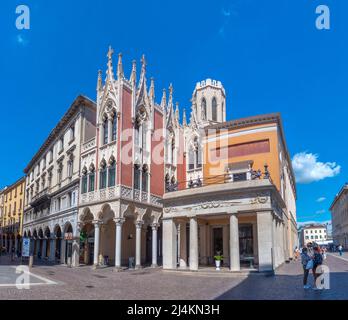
[81,166,88,194]
[194,137,202,169]
[142,165,148,192]
[108,156,116,187]
[201,98,207,120]
[99,159,107,189]
[133,164,141,190]
[88,164,95,192]
[103,117,108,145]
[112,114,117,141]
[212,97,217,122]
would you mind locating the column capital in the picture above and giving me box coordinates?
[92,220,102,227]
[151,223,160,230]
[135,220,144,228]
[114,218,125,226]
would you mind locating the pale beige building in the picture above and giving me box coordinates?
[330,184,348,247]
[23,96,96,266]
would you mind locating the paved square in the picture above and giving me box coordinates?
[0,265,57,288]
[0,254,347,300]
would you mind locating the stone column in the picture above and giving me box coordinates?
[14,237,18,254]
[9,238,12,254]
[42,239,47,259]
[179,222,187,268]
[223,224,229,267]
[189,217,199,271]
[257,211,274,272]
[135,220,143,269]
[199,224,206,265]
[162,218,177,269]
[49,238,56,262]
[93,221,101,266]
[229,214,240,271]
[60,239,66,263]
[252,222,259,265]
[72,239,80,267]
[151,223,159,267]
[114,218,125,270]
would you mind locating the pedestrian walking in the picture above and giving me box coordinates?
[338,244,343,256]
[11,246,15,261]
[312,246,323,290]
[301,247,312,289]
[294,246,300,261]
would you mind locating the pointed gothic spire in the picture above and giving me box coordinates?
[141,54,146,73]
[175,102,180,121]
[183,108,187,126]
[106,45,115,80]
[117,53,124,79]
[97,70,102,91]
[138,54,147,87]
[168,83,174,108]
[130,60,137,86]
[161,88,167,108]
[149,77,155,103]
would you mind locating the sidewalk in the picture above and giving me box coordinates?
[327,252,348,262]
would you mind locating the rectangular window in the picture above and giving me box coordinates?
[67,160,73,177]
[88,173,95,192]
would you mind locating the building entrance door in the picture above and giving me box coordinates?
[212,227,223,259]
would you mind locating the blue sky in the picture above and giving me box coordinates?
[0,0,347,224]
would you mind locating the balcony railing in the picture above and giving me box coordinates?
[30,187,50,207]
[166,165,272,193]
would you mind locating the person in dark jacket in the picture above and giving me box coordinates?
[312,246,323,289]
[301,247,311,289]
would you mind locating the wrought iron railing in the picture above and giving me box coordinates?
[166,164,272,192]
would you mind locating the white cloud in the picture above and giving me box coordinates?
[316,197,326,202]
[316,209,326,214]
[292,152,341,184]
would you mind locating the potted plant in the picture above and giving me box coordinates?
[214,252,223,270]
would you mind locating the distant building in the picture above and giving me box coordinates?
[299,223,328,247]
[0,177,25,253]
[330,184,348,247]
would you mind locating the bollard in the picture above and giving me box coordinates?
[29,255,33,269]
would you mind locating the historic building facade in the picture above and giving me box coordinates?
[78,49,164,269]
[163,112,298,272]
[330,184,348,247]
[20,47,297,272]
[22,96,96,266]
[0,177,25,253]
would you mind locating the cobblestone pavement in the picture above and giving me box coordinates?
[0,254,347,300]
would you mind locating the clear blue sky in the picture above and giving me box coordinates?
[0,0,347,224]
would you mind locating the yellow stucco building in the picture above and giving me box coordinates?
[0,177,25,253]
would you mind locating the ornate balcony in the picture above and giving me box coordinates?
[30,188,51,207]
